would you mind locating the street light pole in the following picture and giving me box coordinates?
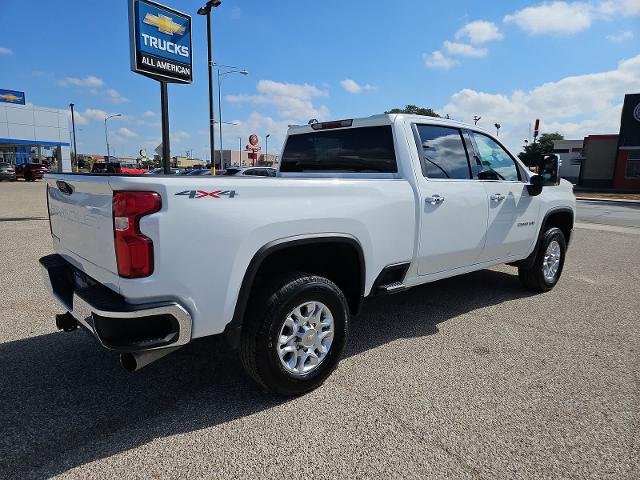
[238,136,242,166]
[215,64,248,171]
[197,0,221,173]
[104,113,121,161]
[69,103,77,169]
[265,133,270,164]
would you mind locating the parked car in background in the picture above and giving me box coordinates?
[91,162,147,174]
[186,168,211,175]
[0,162,16,181]
[145,167,181,175]
[223,166,277,177]
[16,163,48,181]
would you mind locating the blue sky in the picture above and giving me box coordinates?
[1,0,638,158]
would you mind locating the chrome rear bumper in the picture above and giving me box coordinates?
[40,254,192,352]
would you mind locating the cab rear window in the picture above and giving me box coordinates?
[280,126,397,173]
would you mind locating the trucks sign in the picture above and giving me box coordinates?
[128,0,192,84]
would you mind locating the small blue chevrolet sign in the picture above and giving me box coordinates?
[129,0,192,84]
[0,89,26,105]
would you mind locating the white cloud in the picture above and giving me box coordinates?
[441,54,640,151]
[504,1,640,35]
[0,46,13,55]
[443,41,488,58]
[171,131,191,143]
[504,2,594,35]
[455,20,504,44]
[606,30,634,42]
[503,0,640,35]
[220,112,297,154]
[105,88,128,104]
[226,80,329,121]
[117,127,137,138]
[257,80,327,99]
[598,0,640,16]
[142,110,156,117]
[58,75,104,87]
[340,78,376,94]
[423,51,459,69]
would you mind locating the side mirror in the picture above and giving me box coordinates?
[539,154,560,186]
[527,174,543,196]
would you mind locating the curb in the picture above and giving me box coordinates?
[576,197,640,205]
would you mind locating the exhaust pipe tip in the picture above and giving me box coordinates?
[119,346,181,372]
[120,353,137,372]
[55,312,78,332]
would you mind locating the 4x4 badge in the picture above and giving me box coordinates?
[175,190,237,199]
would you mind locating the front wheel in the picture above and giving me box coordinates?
[240,273,349,396]
[518,227,566,292]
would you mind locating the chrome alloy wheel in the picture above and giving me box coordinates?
[276,301,335,376]
[542,240,561,282]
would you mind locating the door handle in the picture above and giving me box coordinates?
[426,194,445,205]
[490,193,506,202]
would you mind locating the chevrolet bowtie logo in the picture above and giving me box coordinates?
[143,13,185,35]
[0,94,22,103]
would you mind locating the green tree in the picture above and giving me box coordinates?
[385,105,441,117]
[518,132,564,167]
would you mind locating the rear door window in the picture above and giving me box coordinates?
[280,126,397,173]
[415,125,471,179]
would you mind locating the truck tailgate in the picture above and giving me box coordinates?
[46,175,118,274]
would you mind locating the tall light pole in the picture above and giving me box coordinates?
[104,113,121,160]
[265,133,270,164]
[215,64,248,170]
[197,0,221,173]
[494,123,501,137]
[238,136,242,166]
[473,115,481,125]
[69,103,77,169]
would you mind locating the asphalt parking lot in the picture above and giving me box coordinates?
[0,181,638,479]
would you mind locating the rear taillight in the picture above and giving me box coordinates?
[113,191,161,278]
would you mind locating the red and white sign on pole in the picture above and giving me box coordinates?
[245,134,261,166]
[533,119,540,141]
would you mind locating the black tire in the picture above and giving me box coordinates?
[240,273,349,396]
[518,227,566,292]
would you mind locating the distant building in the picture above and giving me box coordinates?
[172,156,206,168]
[552,93,640,191]
[0,102,72,171]
[553,139,583,183]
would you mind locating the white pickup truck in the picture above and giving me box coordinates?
[41,114,575,395]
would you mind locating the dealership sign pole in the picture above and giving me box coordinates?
[129,0,193,174]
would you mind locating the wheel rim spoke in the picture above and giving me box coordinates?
[542,240,561,282]
[276,301,335,376]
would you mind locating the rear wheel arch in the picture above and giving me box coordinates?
[225,235,365,347]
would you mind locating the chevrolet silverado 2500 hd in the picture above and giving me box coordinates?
[41,114,575,395]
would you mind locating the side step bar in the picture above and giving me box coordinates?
[377,281,409,295]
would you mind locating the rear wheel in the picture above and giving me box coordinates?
[240,273,349,396]
[518,227,566,292]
